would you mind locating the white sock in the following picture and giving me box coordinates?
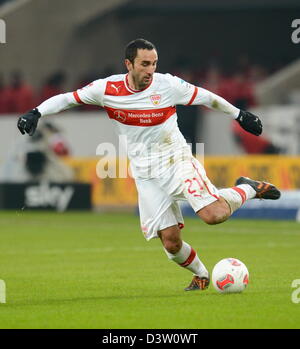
[164,241,209,278]
[219,184,256,214]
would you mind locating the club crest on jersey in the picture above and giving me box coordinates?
[150,94,161,105]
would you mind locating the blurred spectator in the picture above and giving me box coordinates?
[41,121,71,157]
[203,67,256,109]
[198,63,279,154]
[1,71,35,114]
[172,62,267,154]
[38,72,66,104]
[232,122,282,154]
[230,71,256,110]
[0,60,271,116]
[0,128,74,182]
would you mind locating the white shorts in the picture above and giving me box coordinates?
[136,157,220,240]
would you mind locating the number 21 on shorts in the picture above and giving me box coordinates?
[185,177,204,197]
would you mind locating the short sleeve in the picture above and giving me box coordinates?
[166,74,198,106]
[73,79,105,106]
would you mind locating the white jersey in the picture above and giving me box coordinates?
[38,72,239,179]
[36,72,240,239]
[71,73,238,179]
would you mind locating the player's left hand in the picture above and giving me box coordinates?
[17,108,41,136]
[236,110,262,136]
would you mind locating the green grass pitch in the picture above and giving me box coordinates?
[0,211,299,329]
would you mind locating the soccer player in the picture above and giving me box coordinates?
[17,39,281,291]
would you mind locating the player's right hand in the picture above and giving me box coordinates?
[236,110,263,136]
[17,108,41,136]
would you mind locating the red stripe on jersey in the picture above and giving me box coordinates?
[105,81,133,96]
[186,86,198,106]
[73,91,84,104]
[180,248,196,267]
[232,186,247,204]
[104,106,176,126]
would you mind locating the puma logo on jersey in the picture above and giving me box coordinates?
[111,84,121,93]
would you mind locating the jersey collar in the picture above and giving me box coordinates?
[124,73,153,94]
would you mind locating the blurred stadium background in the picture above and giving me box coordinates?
[0,0,300,220]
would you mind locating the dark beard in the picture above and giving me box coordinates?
[132,75,150,90]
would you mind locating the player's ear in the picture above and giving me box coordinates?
[125,59,133,72]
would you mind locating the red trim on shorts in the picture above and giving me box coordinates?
[232,186,247,204]
[191,161,220,200]
[178,223,184,230]
[180,248,196,267]
[186,86,198,105]
[73,91,84,104]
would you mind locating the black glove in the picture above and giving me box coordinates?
[236,110,262,136]
[17,108,41,136]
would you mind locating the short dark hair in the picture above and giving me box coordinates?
[125,38,156,64]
